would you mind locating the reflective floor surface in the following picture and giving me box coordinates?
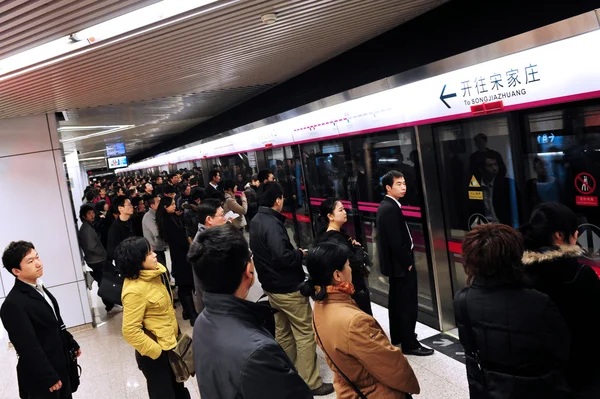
[0,279,468,399]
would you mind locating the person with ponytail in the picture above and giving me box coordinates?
[302,241,420,399]
[521,202,600,397]
[315,198,372,315]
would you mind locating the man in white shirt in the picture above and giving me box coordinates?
[376,170,433,356]
[0,241,82,398]
[205,170,222,197]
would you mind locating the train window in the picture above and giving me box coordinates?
[434,116,520,292]
[521,104,600,273]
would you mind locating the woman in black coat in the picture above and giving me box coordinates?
[156,196,197,326]
[520,202,600,398]
[454,223,572,399]
[315,198,372,315]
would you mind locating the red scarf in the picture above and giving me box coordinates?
[315,282,355,295]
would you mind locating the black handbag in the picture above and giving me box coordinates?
[256,293,277,337]
[98,267,124,305]
[60,325,81,393]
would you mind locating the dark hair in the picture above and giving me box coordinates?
[131,196,142,208]
[300,242,350,300]
[474,133,488,142]
[155,176,163,183]
[188,224,251,294]
[210,191,225,203]
[163,184,176,195]
[95,200,107,214]
[520,202,578,250]
[168,173,176,180]
[251,174,259,182]
[462,224,526,285]
[190,177,199,186]
[190,187,206,201]
[85,191,95,202]
[155,196,175,241]
[114,237,151,279]
[196,198,221,225]
[79,204,96,221]
[221,180,236,192]
[381,170,404,192]
[258,169,273,183]
[259,181,284,207]
[143,194,159,209]
[318,198,341,226]
[2,241,35,275]
[209,170,220,181]
[113,195,129,214]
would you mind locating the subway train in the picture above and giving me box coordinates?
[118,12,600,331]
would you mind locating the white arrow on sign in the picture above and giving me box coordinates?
[432,339,453,347]
[549,133,555,142]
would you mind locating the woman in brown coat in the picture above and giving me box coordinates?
[301,241,420,398]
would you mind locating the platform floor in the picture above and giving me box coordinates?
[0,281,469,399]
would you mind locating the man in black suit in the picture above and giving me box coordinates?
[205,170,222,197]
[376,171,433,356]
[0,241,81,398]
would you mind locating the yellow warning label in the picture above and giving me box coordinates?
[469,191,484,200]
[469,175,481,187]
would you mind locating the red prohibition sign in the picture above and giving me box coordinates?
[575,173,596,195]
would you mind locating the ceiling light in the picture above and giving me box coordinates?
[78,157,107,161]
[58,125,129,131]
[0,0,237,80]
[59,125,135,143]
[261,13,278,24]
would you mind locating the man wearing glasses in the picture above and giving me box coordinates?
[107,196,135,261]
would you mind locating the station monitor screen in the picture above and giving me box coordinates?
[108,156,128,169]
[106,143,126,157]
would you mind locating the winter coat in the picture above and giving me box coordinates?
[313,292,420,398]
[0,279,80,397]
[181,202,200,239]
[160,215,192,286]
[78,219,107,265]
[244,185,259,224]
[224,192,247,229]
[141,208,166,251]
[106,217,134,260]
[523,245,600,388]
[454,277,572,399]
[194,292,312,399]
[249,207,305,294]
[121,264,179,360]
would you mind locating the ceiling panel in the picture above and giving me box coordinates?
[0,0,448,168]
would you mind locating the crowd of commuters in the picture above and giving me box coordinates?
[2,163,599,399]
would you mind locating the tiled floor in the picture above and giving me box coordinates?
[0,282,469,398]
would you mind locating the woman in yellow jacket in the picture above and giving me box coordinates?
[301,241,420,399]
[115,236,190,399]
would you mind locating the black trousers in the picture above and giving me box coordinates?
[155,250,167,267]
[388,266,419,350]
[135,350,190,399]
[87,261,113,308]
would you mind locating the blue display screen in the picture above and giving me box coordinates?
[106,143,126,157]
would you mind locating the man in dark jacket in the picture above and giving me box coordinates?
[1,241,81,399]
[376,170,433,356]
[188,224,312,399]
[205,169,222,197]
[181,187,206,240]
[107,196,135,260]
[249,182,333,395]
[77,204,115,311]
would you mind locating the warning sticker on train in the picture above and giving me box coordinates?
[577,224,600,260]
[468,214,489,230]
[469,175,481,187]
[575,173,595,195]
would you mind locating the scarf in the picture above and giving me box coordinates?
[315,282,355,295]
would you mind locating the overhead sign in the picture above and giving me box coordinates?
[537,133,555,144]
[108,156,128,169]
[106,142,126,157]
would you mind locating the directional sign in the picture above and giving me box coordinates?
[439,85,457,108]
[537,133,555,144]
[575,173,596,195]
[577,224,600,260]
[421,333,465,364]
[468,213,489,231]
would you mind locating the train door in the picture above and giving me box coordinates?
[519,103,600,274]
[433,115,521,294]
[346,129,438,324]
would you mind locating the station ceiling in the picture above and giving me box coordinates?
[0,0,447,171]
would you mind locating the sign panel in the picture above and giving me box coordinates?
[468,191,483,200]
[106,143,126,157]
[575,172,596,195]
[107,156,128,169]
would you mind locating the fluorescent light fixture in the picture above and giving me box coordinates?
[79,157,107,161]
[59,125,135,143]
[78,149,107,156]
[58,125,129,131]
[537,152,564,156]
[0,0,236,80]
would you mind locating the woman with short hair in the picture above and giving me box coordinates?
[303,241,419,398]
[116,236,190,399]
[521,203,600,397]
[455,223,572,398]
[316,198,372,315]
